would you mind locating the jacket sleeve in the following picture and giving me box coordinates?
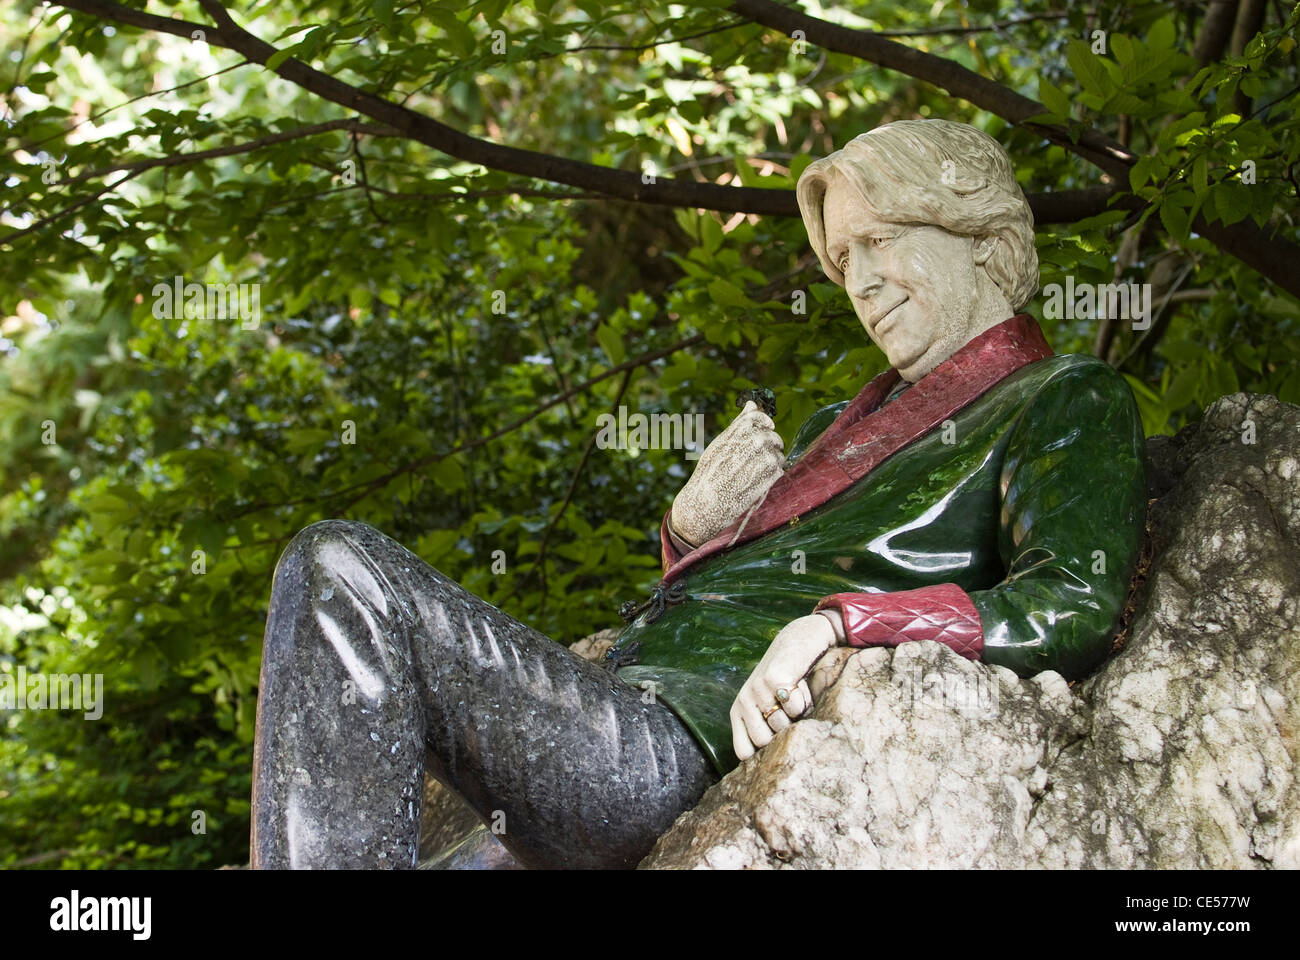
[814,583,984,659]
[815,360,1147,680]
[659,509,687,574]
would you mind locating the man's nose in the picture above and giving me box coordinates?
[845,246,884,299]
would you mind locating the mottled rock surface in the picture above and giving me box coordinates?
[642,393,1300,869]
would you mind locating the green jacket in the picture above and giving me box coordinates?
[613,316,1147,775]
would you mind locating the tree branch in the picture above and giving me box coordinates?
[728,0,1300,297]
[231,333,707,518]
[565,17,751,54]
[728,0,1137,178]
[64,118,398,183]
[530,368,635,611]
[20,61,252,152]
[187,0,796,216]
[48,0,1119,226]
[0,169,144,244]
[48,0,1300,295]
[1194,0,1239,65]
[870,11,1077,37]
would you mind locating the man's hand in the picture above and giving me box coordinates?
[730,613,839,761]
[670,400,785,547]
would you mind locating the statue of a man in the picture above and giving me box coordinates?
[251,119,1147,869]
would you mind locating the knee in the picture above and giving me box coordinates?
[274,519,378,585]
[283,518,376,559]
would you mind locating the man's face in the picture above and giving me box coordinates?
[821,169,986,381]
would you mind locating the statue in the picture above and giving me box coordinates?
[250,119,1147,869]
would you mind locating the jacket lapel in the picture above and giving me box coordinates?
[662,314,1053,585]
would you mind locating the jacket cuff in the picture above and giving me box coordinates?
[659,510,688,573]
[813,584,984,660]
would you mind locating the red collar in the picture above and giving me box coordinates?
[662,313,1053,584]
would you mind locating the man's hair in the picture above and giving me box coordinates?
[796,119,1039,309]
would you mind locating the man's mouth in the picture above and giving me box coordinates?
[869,297,908,335]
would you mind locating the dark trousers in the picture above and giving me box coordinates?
[251,520,716,869]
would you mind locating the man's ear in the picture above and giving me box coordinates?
[973,235,998,265]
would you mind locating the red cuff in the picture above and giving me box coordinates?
[659,510,684,573]
[814,584,984,660]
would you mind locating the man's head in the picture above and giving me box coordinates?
[796,119,1038,381]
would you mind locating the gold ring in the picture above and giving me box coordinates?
[761,704,781,721]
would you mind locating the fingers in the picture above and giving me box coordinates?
[731,703,754,761]
[765,707,791,733]
[731,401,777,437]
[731,676,804,762]
[809,647,855,700]
[695,412,782,481]
[781,679,813,720]
[730,682,778,760]
[730,696,773,760]
[740,695,774,752]
[760,423,784,453]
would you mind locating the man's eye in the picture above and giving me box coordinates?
[838,254,850,272]
[872,236,892,248]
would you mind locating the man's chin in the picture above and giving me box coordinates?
[886,344,929,381]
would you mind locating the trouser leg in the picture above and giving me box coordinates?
[251,519,715,869]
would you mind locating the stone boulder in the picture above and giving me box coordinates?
[642,392,1300,869]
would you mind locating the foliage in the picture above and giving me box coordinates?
[0,0,1297,867]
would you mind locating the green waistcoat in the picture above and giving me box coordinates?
[614,352,1147,775]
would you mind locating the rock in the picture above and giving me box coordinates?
[643,642,1086,869]
[642,393,1300,869]
[566,627,620,664]
[418,770,483,860]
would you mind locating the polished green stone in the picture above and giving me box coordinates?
[617,353,1147,775]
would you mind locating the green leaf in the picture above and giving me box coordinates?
[789,153,815,183]
[1159,111,1206,149]
[266,25,330,71]
[1102,91,1149,115]
[1129,155,1156,192]
[480,0,510,23]
[429,9,476,58]
[431,456,466,493]
[700,215,723,255]
[1110,33,1135,64]
[1147,15,1176,53]
[283,428,333,454]
[1037,77,1071,119]
[198,521,227,558]
[1066,40,1114,100]
[1164,366,1200,411]
[1212,183,1251,225]
[707,277,749,308]
[1158,198,1190,239]
[82,492,132,516]
[1192,154,1209,197]
[1160,340,1209,364]
[1233,342,1262,373]
[265,46,297,71]
[596,323,625,364]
